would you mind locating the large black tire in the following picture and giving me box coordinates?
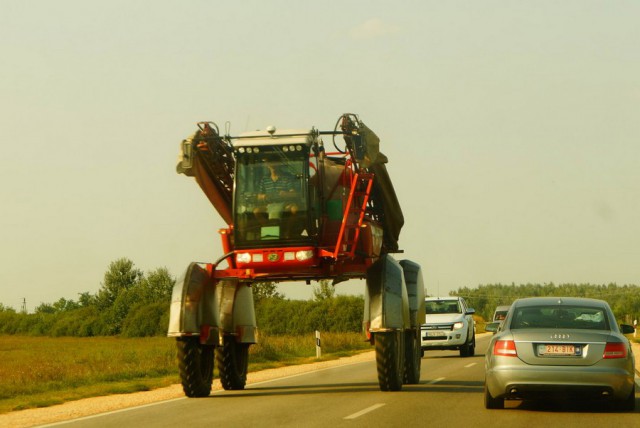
[176,337,214,397]
[459,333,475,357]
[375,331,404,391]
[403,329,421,384]
[484,383,504,409]
[216,336,250,390]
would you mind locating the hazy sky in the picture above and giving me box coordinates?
[2,1,639,311]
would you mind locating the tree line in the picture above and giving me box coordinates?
[452,282,640,324]
[0,258,365,337]
[4,260,637,337]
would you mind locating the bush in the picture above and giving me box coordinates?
[121,302,170,337]
[256,296,364,335]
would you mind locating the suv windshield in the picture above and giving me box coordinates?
[426,300,461,314]
[234,145,313,247]
[510,305,609,330]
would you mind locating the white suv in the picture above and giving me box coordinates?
[420,297,476,357]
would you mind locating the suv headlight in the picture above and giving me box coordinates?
[453,321,464,330]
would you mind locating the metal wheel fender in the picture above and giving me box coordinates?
[216,280,258,344]
[399,260,425,329]
[167,262,220,342]
[364,254,410,332]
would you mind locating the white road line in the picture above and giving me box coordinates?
[427,377,445,384]
[344,403,386,420]
[464,363,477,368]
[38,398,187,427]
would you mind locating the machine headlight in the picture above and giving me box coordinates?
[252,253,264,262]
[295,250,313,261]
[453,322,464,330]
[236,253,251,263]
[283,252,295,261]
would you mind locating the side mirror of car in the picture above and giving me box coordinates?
[466,307,476,315]
[485,321,501,333]
[620,324,635,335]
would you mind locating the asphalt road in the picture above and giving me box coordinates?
[45,334,639,428]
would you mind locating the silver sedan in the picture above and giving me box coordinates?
[484,297,636,410]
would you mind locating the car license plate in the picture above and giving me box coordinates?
[538,344,580,356]
[427,331,446,337]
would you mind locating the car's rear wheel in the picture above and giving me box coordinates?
[617,385,636,411]
[484,383,504,409]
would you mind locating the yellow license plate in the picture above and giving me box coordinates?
[543,344,575,355]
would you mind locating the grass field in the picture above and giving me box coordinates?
[0,333,370,414]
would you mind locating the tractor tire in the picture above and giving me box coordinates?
[375,331,404,391]
[216,336,250,390]
[176,337,214,397]
[403,329,421,384]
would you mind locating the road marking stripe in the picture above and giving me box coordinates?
[38,398,187,427]
[464,363,477,368]
[344,403,386,420]
[427,377,445,384]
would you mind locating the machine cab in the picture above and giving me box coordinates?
[232,129,319,249]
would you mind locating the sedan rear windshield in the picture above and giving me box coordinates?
[510,305,609,330]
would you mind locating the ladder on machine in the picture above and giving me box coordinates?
[323,172,374,259]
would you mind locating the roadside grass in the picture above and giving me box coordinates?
[0,333,370,414]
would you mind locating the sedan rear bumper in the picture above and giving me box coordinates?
[486,363,634,401]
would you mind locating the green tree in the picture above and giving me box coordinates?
[252,282,284,303]
[138,267,175,303]
[95,258,143,310]
[312,280,335,301]
[0,303,16,313]
[77,292,96,307]
[34,303,56,314]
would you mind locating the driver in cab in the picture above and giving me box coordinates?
[253,160,299,222]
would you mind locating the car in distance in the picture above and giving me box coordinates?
[493,305,511,322]
[421,297,476,357]
[486,305,512,334]
[484,297,636,410]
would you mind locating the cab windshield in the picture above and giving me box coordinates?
[234,145,314,247]
[426,300,462,314]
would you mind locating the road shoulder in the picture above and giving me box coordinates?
[0,351,375,428]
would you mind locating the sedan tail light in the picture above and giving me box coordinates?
[603,342,627,359]
[493,340,517,357]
